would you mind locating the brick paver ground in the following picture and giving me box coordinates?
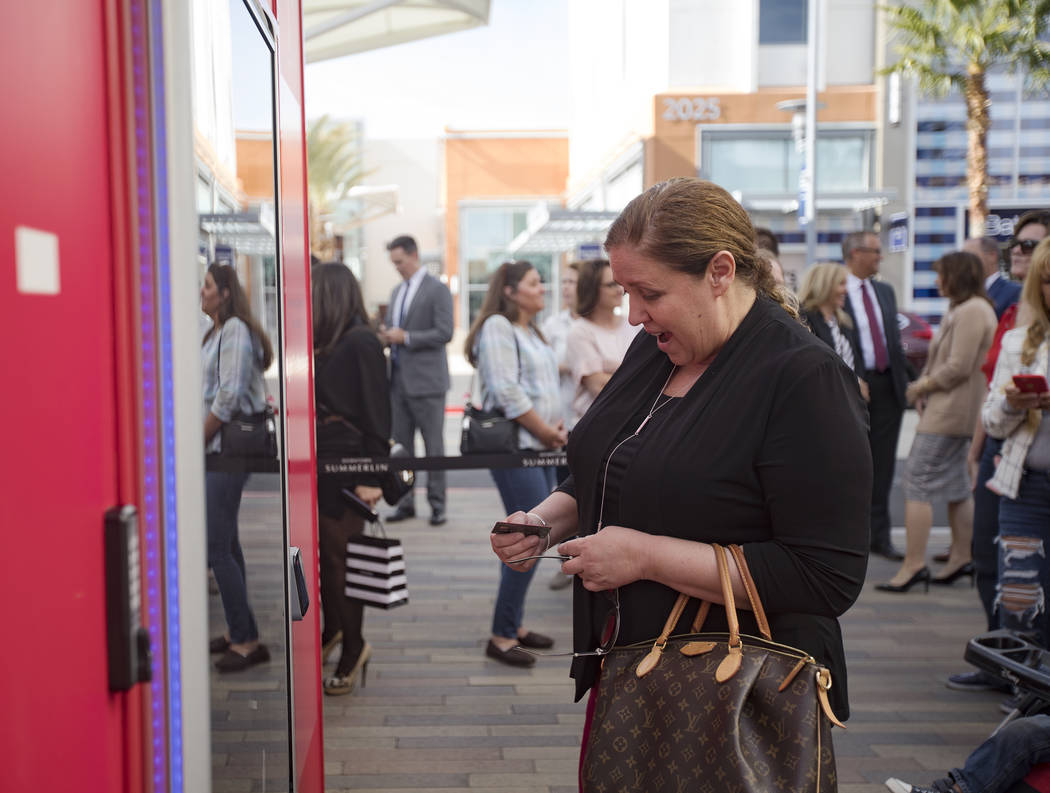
[316,476,1003,793]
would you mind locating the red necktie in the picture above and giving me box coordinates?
[860,282,889,371]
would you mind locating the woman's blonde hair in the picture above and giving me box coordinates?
[603,178,800,321]
[1020,237,1050,366]
[798,262,852,328]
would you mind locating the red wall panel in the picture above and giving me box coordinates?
[0,2,131,791]
[273,1,325,791]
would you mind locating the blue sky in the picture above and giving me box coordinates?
[304,0,571,138]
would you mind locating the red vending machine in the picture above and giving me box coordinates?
[1,1,324,791]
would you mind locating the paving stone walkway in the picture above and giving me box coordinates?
[320,480,1003,793]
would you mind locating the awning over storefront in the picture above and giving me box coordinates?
[303,0,491,63]
[200,208,276,256]
[503,204,620,257]
[735,190,897,214]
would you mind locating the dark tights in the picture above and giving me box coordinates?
[319,508,365,676]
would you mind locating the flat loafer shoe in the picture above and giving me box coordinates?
[516,631,554,649]
[215,644,271,673]
[485,640,535,668]
[209,636,230,655]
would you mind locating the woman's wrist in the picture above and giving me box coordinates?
[527,511,552,552]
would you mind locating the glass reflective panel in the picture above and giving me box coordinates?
[191,0,291,789]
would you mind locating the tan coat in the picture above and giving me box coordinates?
[913,296,997,437]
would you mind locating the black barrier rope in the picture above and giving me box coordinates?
[318,450,567,474]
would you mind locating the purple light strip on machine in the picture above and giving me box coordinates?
[147,0,184,789]
[130,0,168,788]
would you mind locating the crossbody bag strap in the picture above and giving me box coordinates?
[471,320,523,410]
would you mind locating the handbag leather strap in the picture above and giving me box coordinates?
[686,544,772,642]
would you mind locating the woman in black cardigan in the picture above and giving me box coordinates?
[490,179,870,733]
[799,261,869,402]
[312,262,391,695]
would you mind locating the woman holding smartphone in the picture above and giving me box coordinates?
[983,238,1050,649]
[465,260,566,667]
[312,262,390,695]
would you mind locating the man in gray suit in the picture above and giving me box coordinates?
[380,235,454,525]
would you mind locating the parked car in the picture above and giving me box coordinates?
[897,311,933,376]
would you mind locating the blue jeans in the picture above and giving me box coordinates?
[997,470,1050,648]
[945,715,1050,793]
[489,466,557,638]
[974,437,1003,630]
[206,469,258,644]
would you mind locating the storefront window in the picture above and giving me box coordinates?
[700,130,872,195]
[759,0,807,44]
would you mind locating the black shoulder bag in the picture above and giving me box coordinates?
[215,326,278,460]
[460,328,521,455]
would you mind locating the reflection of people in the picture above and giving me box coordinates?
[465,261,566,667]
[799,262,868,400]
[565,259,637,425]
[490,179,870,768]
[201,262,273,673]
[312,263,390,695]
[379,235,453,526]
[885,714,1050,793]
[842,230,912,561]
[877,251,996,593]
[983,238,1050,649]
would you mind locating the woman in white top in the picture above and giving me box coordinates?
[565,259,639,425]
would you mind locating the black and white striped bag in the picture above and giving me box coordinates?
[345,534,408,609]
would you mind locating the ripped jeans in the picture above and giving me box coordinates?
[998,470,1050,648]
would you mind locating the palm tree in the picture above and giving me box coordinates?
[881,0,1050,235]
[306,114,367,259]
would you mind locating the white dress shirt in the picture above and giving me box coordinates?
[984,271,1003,291]
[391,266,427,346]
[846,272,889,371]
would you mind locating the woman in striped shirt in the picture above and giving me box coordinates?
[799,262,869,403]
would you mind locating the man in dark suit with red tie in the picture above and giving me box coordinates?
[841,231,912,561]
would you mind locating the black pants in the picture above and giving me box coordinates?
[974,436,1004,630]
[319,507,366,675]
[865,370,904,549]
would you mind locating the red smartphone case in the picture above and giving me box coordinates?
[1013,374,1049,393]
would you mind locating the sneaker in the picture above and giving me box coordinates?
[945,670,1012,693]
[885,778,939,793]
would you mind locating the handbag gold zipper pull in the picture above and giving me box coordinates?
[777,657,808,692]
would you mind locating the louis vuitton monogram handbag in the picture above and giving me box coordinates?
[581,543,844,793]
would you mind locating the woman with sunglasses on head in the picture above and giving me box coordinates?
[564,259,638,426]
[466,261,567,667]
[489,179,870,776]
[201,262,273,673]
[312,262,390,695]
[983,238,1050,651]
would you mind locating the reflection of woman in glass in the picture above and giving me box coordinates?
[312,263,390,695]
[201,262,273,672]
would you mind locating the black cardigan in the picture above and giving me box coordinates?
[804,308,864,378]
[315,324,392,518]
[559,297,870,719]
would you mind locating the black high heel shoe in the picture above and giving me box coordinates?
[931,561,975,587]
[875,566,931,593]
